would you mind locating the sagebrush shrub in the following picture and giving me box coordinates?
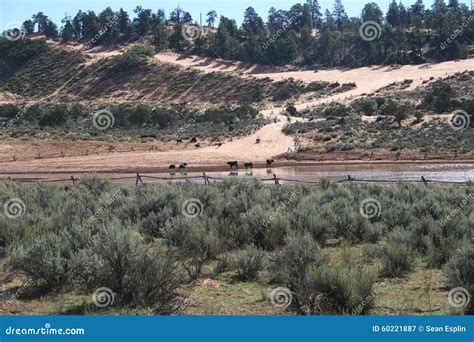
[305,263,379,315]
[381,242,415,277]
[234,244,265,281]
[444,243,474,314]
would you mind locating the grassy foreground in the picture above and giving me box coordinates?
[0,178,472,315]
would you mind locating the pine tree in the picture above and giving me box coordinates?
[206,10,217,27]
[332,0,347,31]
[134,6,152,36]
[153,24,168,51]
[22,19,35,34]
[32,12,49,33]
[306,0,322,29]
[399,3,409,27]
[118,8,130,34]
[410,0,425,26]
[72,11,84,40]
[361,2,383,23]
[61,15,74,42]
[387,0,401,26]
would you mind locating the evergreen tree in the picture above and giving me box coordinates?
[170,7,184,24]
[81,11,100,41]
[206,10,217,27]
[22,19,35,34]
[98,8,120,44]
[169,24,188,52]
[32,12,49,33]
[399,3,410,27]
[153,24,168,51]
[61,15,74,42]
[43,21,58,38]
[182,12,193,24]
[332,0,347,31]
[361,2,383,23]
[410,0,425,26]
[241,7,266,61]
[157,9,166,23]
[387,0,401,26]
[72,11,84,40]
[447,0,460,11]
[306,0,322,29]
[118,8,130,34]
[134,6,152,36]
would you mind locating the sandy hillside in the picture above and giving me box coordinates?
[156,53,474,109]
[1,56,473,174]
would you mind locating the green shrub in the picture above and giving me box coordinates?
[444,243,474,314]
[234,244,265,281]
[9,233,70,288]
[125,247,181,308]
[305,263,379,315]
[422,81,456,112]
[381,242,415,277]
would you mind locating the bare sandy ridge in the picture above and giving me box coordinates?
[1,56,473,174]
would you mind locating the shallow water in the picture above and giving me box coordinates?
[159,163,474,184]
[3,163,473,185]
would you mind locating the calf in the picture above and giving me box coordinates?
[227,161,238,169]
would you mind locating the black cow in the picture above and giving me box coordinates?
[179,163,188,169]
[169,164,176,169]
[266,159,275,167]
[227,161,238,169]
[244,162,253,170]
[190,137,198,143]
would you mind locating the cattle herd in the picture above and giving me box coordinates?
[169,159,274,171]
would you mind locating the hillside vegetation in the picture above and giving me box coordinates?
[0,40,353,104]
[8,0,474,67]
[282,71,474,158]
[1,178,472,315]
